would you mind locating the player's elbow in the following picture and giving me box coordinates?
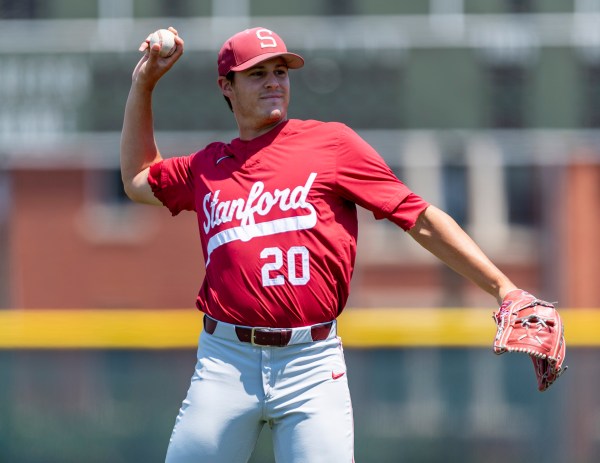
[122,179,139,202]
[121,173,149,204]
[122,169,162,206]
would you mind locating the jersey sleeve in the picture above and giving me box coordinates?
[147,155,196,216]
[385,193,429,230]
[334,124,429,231]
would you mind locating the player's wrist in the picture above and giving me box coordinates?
[497,285,520,305]
[131,78,157,95]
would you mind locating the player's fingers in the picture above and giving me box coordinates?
[138,34,152,53]
[147,42,162,60]
[151,42,162,53]
[173,34,184,51]
[165,26,184,51]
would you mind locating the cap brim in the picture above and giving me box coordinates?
[230,52,305,72]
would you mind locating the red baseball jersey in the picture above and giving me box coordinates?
[148,119,429,327]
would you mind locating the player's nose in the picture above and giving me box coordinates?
[264,72,281,88]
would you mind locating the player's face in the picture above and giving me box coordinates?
[221,58,291,136]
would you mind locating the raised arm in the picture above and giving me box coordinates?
[120,27,184,205]
[408,205,517,304]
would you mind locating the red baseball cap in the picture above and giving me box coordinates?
[218,27,304,76]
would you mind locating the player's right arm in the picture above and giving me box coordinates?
[120,27,184,205]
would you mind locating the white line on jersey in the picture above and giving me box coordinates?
[203,173,318,266]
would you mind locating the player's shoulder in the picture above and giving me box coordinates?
[287,118,347,130]
[286,119,352,137]
[202,141,228,155]
[188,141,229,166]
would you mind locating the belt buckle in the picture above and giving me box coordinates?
[250,327,269,346]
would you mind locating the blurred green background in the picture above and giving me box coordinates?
[0,348,582,463]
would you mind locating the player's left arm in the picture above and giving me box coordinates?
[407,205,517,304]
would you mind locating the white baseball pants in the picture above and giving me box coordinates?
[164,319,355,463]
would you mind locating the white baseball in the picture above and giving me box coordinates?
[149,29,177,57]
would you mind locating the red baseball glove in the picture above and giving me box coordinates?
[493,289,567,392]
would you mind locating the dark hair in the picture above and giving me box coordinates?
[223,71,234,112]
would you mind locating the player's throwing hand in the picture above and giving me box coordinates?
[131,26,184,86]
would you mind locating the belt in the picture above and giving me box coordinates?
[203,315,335,347]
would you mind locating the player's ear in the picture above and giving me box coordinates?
[218,76,233,98]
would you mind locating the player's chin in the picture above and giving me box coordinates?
[269,108,285,121]
[262,105,286,121]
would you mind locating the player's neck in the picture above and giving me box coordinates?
[237,115,287,141]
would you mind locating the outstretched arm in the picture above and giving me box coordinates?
[407,205,517,304]
[120,27,184,205]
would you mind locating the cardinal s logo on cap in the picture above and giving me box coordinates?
[217,27,304,76]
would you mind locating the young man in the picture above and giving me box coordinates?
[121,27,519,462]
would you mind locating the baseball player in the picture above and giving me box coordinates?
[121,26,523,462]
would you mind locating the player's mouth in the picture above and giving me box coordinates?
[260,93,285,100]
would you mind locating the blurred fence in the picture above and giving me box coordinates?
[1,308,599,463]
